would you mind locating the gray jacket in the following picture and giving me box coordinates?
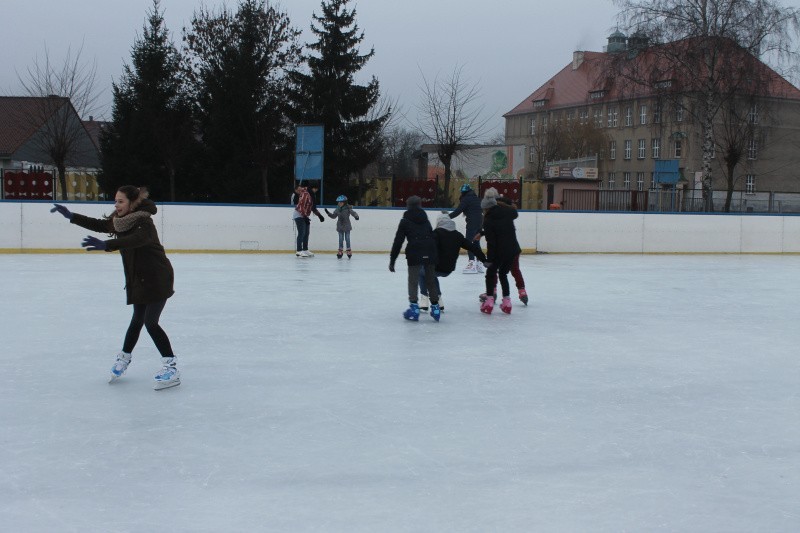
[326,205,359,232]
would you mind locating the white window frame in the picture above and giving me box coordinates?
[623,172,631,190]
[608,172,616,190]
[624,106,632,126]
[636,172,645,191]
[529,118,536,135]
[675,104,684,122]
[624,139,632,160]
[607,106,618,127]
[748,104,759,125]
[748,138,757,160]
[610,140,617,160]
[593,108,603,127]
[745,174,756,194]
[651,138,660,159]
[653,102,661,124]
[673,139,682,158]
[639,104,648,125]
[529,145,536,163]
[579,108,588,124]
[637,139,646,159]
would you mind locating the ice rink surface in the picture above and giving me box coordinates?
[1,251,799,532]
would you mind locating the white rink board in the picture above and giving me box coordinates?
[1,200,798,253]
[537,212,644,253]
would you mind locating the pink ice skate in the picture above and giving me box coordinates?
[480,296,494,314]
[500,297,512,314]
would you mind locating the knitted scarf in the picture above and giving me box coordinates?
[112,210,151,233]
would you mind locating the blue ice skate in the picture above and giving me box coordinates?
[430,303,441,322]
[403,302,420,321]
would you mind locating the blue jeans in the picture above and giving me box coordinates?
[294,217,310,251]
[465,220,481,260]
[338,231,351,250]
[419,270,450,297]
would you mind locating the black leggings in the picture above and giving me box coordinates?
[485,260,512,298]
[122,300,174,356]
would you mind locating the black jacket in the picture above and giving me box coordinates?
[70,199,175,305]
[390,207,437,266]
[434,228,486,274]
[449,190,482,224]
[482,204,521,264]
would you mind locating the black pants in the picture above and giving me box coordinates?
[485,260,512,298]
[122,300,174,356]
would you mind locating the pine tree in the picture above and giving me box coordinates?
[99,0,195,201]
[288,0,390,203]
[183,0,301,203]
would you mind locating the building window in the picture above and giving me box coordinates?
[542,116,548,131]
[651,138,660,159]
[529,145,536,163]
[748,104,759,124]
[748,138,757,160]
[639,104,648,125]
[673,139,682,158]
[653,102,662,124]
[610,140,617,160]
[530,118,536,135]
[624,106,632,126]
[593,108,603,127]
[623,172,631,189]
[746,174,756,194]
[650,172,657,190]
[607,106,618,127]
[624,139,632,160]
[566,109,574,122]
[608,172,616,190]
[636,172,645,191]
[638,139,646,159]
[579,108,588,124]
[675,103,684,122]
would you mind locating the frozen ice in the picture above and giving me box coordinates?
[1,252,798,531]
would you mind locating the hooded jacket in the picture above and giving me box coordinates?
[70,199,175,305]
[449,189,482,224]
[433,215,486,274]
[326,204,358,232]
[390,207,437,266]
[482,203,522,264]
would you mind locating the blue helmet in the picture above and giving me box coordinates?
[336,195,347,202]
[460,184,472,193]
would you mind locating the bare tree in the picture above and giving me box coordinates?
[17,44,100,200]
[529,111,608,179]
[416,65,490,205]
[611,0,800,210]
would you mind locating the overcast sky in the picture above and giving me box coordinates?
[1,0,622,139]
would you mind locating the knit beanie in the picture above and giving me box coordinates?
[407,195,422,208]
[483,187,499,199]
[481,196,497,209]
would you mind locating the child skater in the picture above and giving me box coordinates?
[389,195,441,322]
[478,188,528,305]
[325,195,359,259]
[418,213,487,312]
[50,186,180,390]
[475,191,522,315]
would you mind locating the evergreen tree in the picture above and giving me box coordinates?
[288,0,390,203]
[99,0,196,201]
[183,0,301,203]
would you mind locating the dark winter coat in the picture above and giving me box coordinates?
[449,189,482,225]
[482,204,522,264]
[70,199,175,305]
[389,207,437,266]
[433,217,487,274]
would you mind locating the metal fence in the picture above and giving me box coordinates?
[561,188,800,213]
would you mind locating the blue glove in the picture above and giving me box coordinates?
[81,235,107,251]
[50,203,72,220]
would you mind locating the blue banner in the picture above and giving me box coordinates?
[294,125,324,183]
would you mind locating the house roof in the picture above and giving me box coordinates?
[504,38,800,117]
[0,96,69,156]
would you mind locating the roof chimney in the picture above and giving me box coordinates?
[572,51,585,70]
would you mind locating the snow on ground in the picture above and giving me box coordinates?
[1,252,799,532]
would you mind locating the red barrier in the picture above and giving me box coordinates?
[394,180,437,208]
[479,180,521,206]
[2,171,54,199]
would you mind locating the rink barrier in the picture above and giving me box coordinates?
[2,200,800,254]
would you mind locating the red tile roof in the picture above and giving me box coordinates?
[0,96,69,156]
[505,39,800,117]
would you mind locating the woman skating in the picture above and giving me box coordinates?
[51,186,179,390]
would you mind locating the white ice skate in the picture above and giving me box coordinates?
[109,351,132,383]
[419,294,430,310]
[462,260,477,274]
[154,357,181,390]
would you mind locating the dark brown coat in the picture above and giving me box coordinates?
[70,199,174,305]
